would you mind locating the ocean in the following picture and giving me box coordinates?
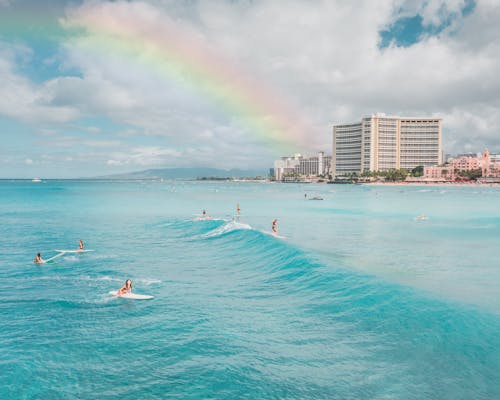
[1,180,499,399]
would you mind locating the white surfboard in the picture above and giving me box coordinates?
[55,249,94,253]
[262,231,287,240]
[41,252,65,263]
[109,290,154,300]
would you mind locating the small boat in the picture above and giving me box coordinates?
[32,178,42,183]
[309,196,324,200]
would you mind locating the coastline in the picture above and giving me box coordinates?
[362,181,500,187]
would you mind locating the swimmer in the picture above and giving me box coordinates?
[34,253,44,264]
[202,210,207,217]
[116,279,133,296]
[78,239,84,251]
[272,218,278,234]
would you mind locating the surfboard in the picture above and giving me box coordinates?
[262,231,287,240]
[108,291,154,300]
[41,252,65,263]
[55,249,94,253]
[194,216,212,221]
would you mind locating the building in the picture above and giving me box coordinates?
[456,152,478,158]
[273,152,331,181]
[423,149,500,181]
[332,114,442,176]
[273,154,300,181]
[490,153,500,163]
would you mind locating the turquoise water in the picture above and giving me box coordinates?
[1,180,499,399]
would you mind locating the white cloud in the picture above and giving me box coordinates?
[107,159,122,166]
[46,136,122,149]
[392,0,472,28]
[184,0,500,153]
[0,42,80,123]
[106,146,182,167]
[2,0,500,177]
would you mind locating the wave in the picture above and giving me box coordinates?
[202,220,252,238]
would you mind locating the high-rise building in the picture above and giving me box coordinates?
[273,154,301,181]
[332,114,442,176]
[273,152,331,181]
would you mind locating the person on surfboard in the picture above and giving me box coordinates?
[34,253,44,264]
[117,279,132,296]
[272,219,278,234]
[237,203,241,217]
[78,239,84,251]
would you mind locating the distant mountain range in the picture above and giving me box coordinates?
[95,167,269,180]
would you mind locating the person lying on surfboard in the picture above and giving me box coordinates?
[116,279,133,296]
[34,252,44,264]
[78,239,84,251]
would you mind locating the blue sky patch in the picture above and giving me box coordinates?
[379,0,476,49]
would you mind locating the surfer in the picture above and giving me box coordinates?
[202,210,207,217]
[237,203,241,217]
[116,279,133,296]
[78,239,84,251]
[272,219,278,234]
[34,253,44,264]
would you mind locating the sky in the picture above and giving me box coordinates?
[0,0,499,178]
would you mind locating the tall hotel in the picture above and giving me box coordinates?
[332,114,442,176]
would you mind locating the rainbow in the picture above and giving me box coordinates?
[57,2,310,153]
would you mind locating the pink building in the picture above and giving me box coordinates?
[423,149,500,181]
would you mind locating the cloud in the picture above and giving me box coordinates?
[0,42,80,123]
[46,136,122,149]
[106,146,182,167]
[169,0,500,153]
[391,0,473,28]
[2,0,500,178]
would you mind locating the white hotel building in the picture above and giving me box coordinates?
[332,114,442,176]
[273,152,331,181]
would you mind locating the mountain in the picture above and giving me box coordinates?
[95,167,269,180]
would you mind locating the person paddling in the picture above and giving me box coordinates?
[34,253,44,264]
[78,239,84,251]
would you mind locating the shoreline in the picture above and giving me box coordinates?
[2,178,499,187]
[362,181,500,187]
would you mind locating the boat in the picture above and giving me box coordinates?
[32,178,42,183]
[309,196,324,200]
